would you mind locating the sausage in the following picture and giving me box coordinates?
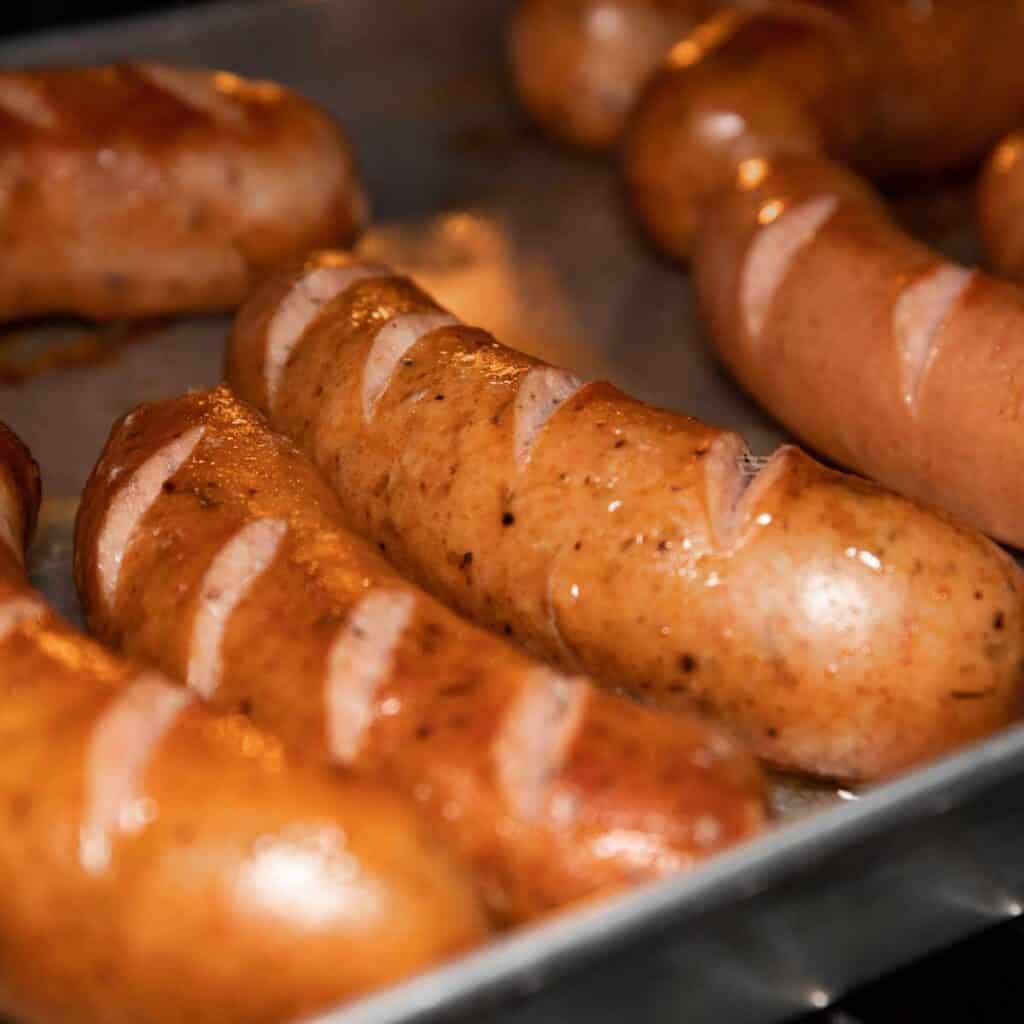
[692,153,1024,547]
[623,1,1024,261]
[0,64,366,322]
[0,423,488,1023]
[223,251,1024,782]
[978,130,1024,283]
[75,386,765,924]
[612,3,1024,544]
[507,0,724,150]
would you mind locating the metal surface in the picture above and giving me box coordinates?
[0,2,1021,1022]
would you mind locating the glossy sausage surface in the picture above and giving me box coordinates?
[0,421,487,1023]
[508,0,724,149]
[623,1,1024,261]
[0,64,366,321]
[614,2,1024,545]
[978,130,1024,283]
[224,252,1024,782]
[76,386,765,924]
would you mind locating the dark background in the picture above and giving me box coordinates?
[3,1,1021,1021]
[1,0,208,38]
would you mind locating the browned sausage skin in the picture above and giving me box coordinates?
[75,386,765,924]
[508,0,725,149]
[0,423,488,1022]
[978,131,1024,283]
[0,64,367,321]
[614,2,1024,544]
[224,251,1024,783]
[624,1,1024,262]
[0,422,40,577]
[512,1,1024,162]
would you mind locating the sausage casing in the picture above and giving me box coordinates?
[0,421,487,1023]
[0,64,366,321]
[75,386,765,924]
[225,252,1024,783]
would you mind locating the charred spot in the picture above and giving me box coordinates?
[667,683,687,694]
[402,357,415,367]
[460,551,473,569]
[574,541,583,551]
[378,541,387,554]
[502,512,516,527]
[994,611,1005,631]
[440,680,477,698]
[679,653,697,674]
[238,698,253,716]
[419,621,447,655]
[415,723,433,740]
[174,824,196,844]
[974,590,984,600]
[161,480,176,493]
[102,271,130,294]
[314,385,324,398]
[503,623,514,637]
[694,445,710,458]
[614,439,627,449]
[187,204,209,231]
[434,394,445,401]
[766,726,778,738]
[247,488,258,497]
[7,793,32,823]
[657,540,669,552]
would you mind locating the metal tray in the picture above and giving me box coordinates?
[2,2,1023,1022]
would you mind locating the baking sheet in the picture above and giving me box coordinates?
[1,2,1023,1022]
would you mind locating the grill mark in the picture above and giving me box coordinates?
[187,519,287,700]
[96,426,205,610]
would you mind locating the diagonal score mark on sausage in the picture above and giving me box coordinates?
[741,195,839,342]
[325,590,416,765]
[362,312,461,421]
[187,519,287,700]
[893,263,975,412]
[493,669,589,821]
[0,477,23,566]
[0,597,45,642]
[514,366,587,468]
[266,263,392,411]
[96,426,205,611]
[133,64,250,129]
[80,674,193,875]
[704,435,792,550]
[0,74,58,130]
